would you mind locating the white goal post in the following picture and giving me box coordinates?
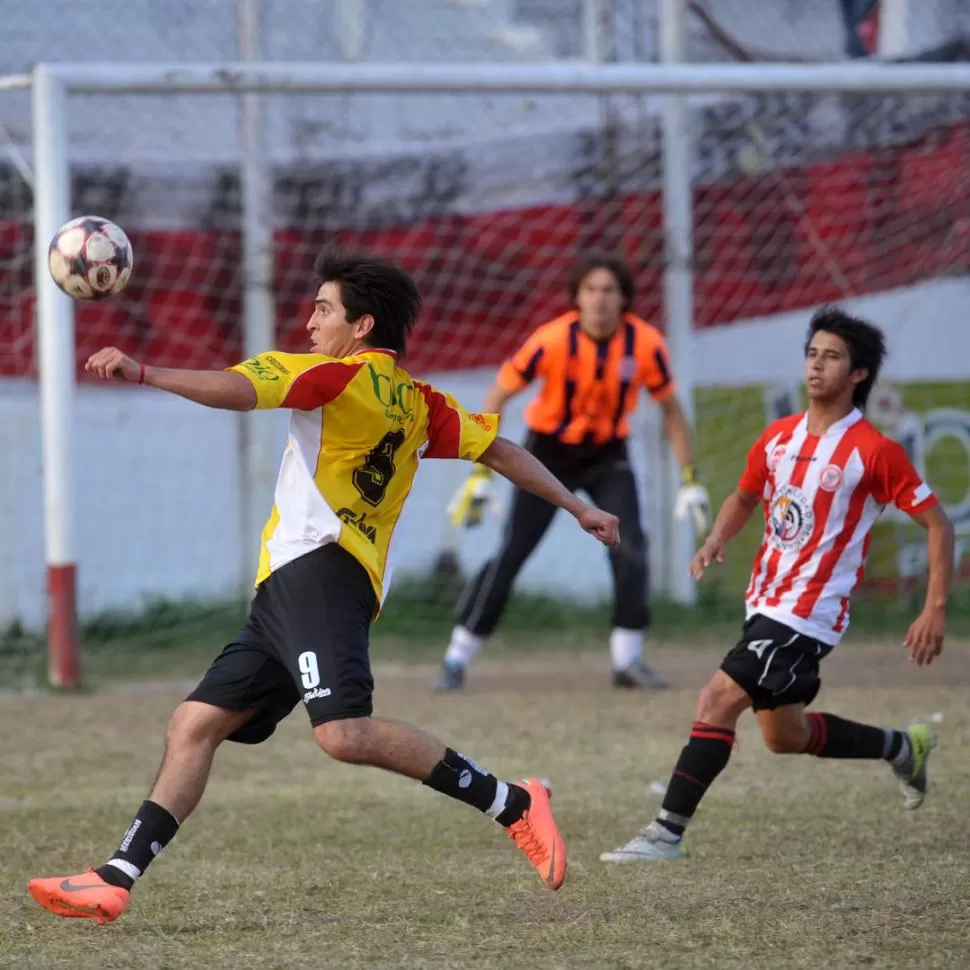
[19,59,970,687]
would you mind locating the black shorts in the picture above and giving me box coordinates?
[186,543,377,744]
[720,614,833,712]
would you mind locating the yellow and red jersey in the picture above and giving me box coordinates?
[496,311,676,446]
[231,349,498,610]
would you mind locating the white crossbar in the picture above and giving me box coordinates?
[34,61,970,95]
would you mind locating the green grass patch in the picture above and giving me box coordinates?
[4,649,970,970]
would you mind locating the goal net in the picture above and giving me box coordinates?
[2,69,969,681]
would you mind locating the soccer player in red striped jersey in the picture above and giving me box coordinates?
[601,306,954,862]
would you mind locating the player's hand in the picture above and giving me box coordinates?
[674,466,710,535]
[447,464,499,528]
[688,536,726,580]
[86,347,141,383]
[903,606,945,666]
[576,506,620,547]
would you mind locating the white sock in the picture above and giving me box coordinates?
[444,626,484,668]
[610,627,644,670]
[104,859,142,881]
[887,730,912,768]
[485,781,510,820]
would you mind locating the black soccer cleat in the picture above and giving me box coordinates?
[433,661,466,692]
[612,660,669,689]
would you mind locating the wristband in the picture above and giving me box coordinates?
[681,464,699,485]
[138,362,146,385]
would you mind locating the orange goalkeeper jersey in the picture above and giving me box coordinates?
[496,311,676,446]
[231,349,499,610]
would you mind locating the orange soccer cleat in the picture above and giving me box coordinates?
[27,868,130,924]
[505,778,568,891]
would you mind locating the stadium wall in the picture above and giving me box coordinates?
[0,281,967,632]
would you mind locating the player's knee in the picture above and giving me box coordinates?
[760,725,807,755]
[695,674,748,724]
[165,701,232,750]
[696,683,728,723]
[314,718,372,764]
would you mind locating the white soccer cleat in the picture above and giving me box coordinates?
[600,821,687,863]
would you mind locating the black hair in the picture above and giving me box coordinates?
[567,250,635,310]
[805,305,887,409]
[313,248,421,355]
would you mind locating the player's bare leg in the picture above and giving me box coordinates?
[755,703,812,753]
[148,701,257,820]
[27,701,255,923]
[314,716,566,890]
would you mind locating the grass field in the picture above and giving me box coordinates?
[3,638,970,970]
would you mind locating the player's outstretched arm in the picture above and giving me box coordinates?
[478,436,619,547]
[688,488,760,579]
[86,347,257,411]
[902,504,954,666]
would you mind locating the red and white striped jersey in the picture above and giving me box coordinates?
[739,408,937,645]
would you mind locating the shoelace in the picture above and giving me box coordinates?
[509,815,550,863]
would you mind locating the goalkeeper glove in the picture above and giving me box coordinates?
[447,464,499,529]
[674,464,711,536]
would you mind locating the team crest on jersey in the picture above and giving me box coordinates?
[818,463,844,492]
[619,356,637,380]
[769,484,815,551]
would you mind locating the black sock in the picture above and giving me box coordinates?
[804,713,892,759]
[656,722,735,837]
[96,800,180,890]
[423,748,529,826]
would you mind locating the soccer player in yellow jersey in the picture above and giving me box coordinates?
[27,250,620,924]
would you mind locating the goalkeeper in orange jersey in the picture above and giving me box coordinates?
[437,251,709,692]
[26,250,621,924]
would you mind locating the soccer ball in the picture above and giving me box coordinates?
[48,215,134,301]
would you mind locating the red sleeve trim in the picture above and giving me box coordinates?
[282,361,363,410]
[417,382,461,459]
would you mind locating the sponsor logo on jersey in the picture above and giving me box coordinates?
[769,445,787,473]
[264,354,290,375]
[769,484,815,551]
[241,356,280,381]
[469,413,494,432]
[337,507,378,544]
[367,363,416,422]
